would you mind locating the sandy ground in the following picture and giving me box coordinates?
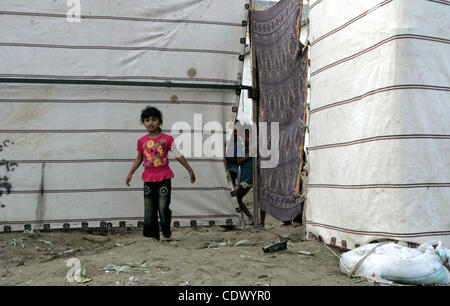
[0,197,372,287]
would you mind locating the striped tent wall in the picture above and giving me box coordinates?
[305,0,450,249]
[0,0,250,231]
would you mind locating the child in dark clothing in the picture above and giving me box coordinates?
[225,127,243,189]
[126,106,196,241]
[236,129,255,225]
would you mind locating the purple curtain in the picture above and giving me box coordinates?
[251,0,307,221]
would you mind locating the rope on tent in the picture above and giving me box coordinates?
[323,243,342,259]
[348,241,391,278]
[318,240,353,275]
[320,239,391,278]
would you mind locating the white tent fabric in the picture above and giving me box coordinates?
[306,0,450,249]
[0,0,249,231]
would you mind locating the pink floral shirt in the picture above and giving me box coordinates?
[137,133,175,182]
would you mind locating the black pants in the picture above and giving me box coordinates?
[237,184,252,201]
[143,179,172,239]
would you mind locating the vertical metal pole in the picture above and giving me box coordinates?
[252,87,260,228]
[249,8,260,228]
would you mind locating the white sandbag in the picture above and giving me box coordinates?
[419,241,450,267]
[340,242,450,285]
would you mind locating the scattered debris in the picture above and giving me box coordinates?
[82,235,110,243]
[78,278,93,284]
[61,249,74,255]
[205,239,259,249]
[6,238,25,248]
[4,230,54,249]
[207,240,232,248]
[234,239,252,247]
[38,239,54,246]
[297,250,314,256]
[262,241,287,253]
[104,261,150,274]
[66,262,92,284]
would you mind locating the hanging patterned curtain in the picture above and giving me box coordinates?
[250,0,308,221]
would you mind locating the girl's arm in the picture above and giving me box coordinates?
[126,151,143,186]
[176,155,196,184]
[171,143,195,184]
[237,148,253,165]
[237,146,255,165]
[236,154,250,165]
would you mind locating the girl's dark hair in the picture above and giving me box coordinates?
[140,106,163,131]
[141,106,163,123]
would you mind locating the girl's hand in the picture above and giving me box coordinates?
[126,152,143,186]
[126,173,133,186]
[189,170,196,184]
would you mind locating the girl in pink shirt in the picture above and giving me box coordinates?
[126,106,195,241]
